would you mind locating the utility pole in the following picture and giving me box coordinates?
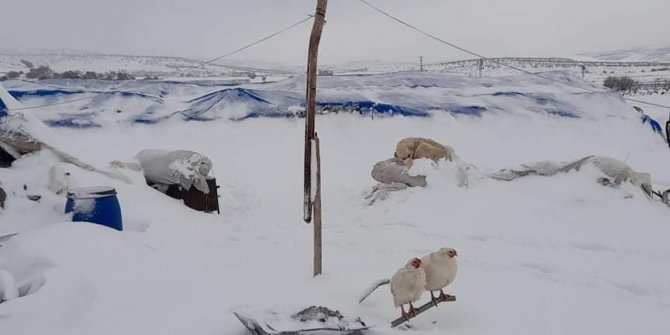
[304,0,327,277]
[478,58,483,77]
[419,56,424,72]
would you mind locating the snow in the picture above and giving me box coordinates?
[2,72,670,335]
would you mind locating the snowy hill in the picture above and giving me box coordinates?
[1,72,670,335]
[0,50,284,79]
[321,59,419,74]
[422,57,670,87]
[583,46,670,63]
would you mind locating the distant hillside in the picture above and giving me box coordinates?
[582,46,670,63]
[421,57,670,86]
[0,50,289,78]
[320,59,419,74]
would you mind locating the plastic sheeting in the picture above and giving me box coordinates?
[135,150,213,193]
[371,158,427,187]
[491,155,653,196]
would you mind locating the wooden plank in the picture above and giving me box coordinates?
[390,295,456,328]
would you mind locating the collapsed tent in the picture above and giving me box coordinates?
[1,84,41,166]
[491,155,654,197]
[1,82,131,179]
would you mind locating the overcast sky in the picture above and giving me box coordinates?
[1,0,669,65]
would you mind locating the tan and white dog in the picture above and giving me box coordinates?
[394,137,455,167]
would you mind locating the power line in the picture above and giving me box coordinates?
[198,15,313,67]
[619,97,670,109]
[11,95,97,111]
[357,0,536,75]
[357,0,670,110]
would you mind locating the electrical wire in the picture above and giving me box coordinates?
[11,95,97,111]
[357,0,670,110]
[198,15,313,67]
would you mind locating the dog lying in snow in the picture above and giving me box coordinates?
[394,137,455,167]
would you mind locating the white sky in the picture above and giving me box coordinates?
[1,0,669,65]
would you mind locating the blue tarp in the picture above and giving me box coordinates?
[2,72,636,127]
[490,91,580,118]
[0,98,7,118]
[641,114,663,134]
[8,89,163,103]
[179,86,488,120]
[180,88,290,121]
[9,89,84,98]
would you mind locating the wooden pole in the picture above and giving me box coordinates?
[478,58,483,77]
[304,0,327,276]
[304,0,328,223]
[390,295,456,328]
[313,134,322,276]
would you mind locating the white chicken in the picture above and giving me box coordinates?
[390,257,426,320]
[421,247,458,303]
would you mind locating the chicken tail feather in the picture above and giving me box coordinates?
[358,278,390,303]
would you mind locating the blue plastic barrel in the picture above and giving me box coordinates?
[65,186,123,231]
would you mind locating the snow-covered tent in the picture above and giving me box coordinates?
[0,83,130,183]
[0,83,23,116]
[1,83,42,165]
[6,72,642,125]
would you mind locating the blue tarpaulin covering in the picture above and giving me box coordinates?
[641,114,663,134]
[9,89,84,98]
[0,98,7,118]
[0,72,642,127]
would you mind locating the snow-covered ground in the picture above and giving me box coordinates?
[1,72,670,335]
